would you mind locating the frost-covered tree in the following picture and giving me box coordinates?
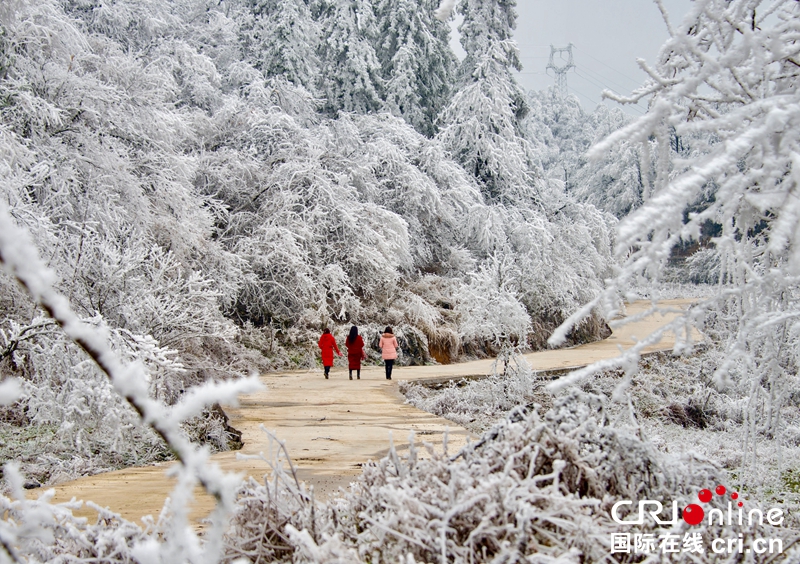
[375,0,457,136]
[437,0,538,204]
[0,0,253,484]
[551,0,800,485]
[196,100,417,328]
[523,90,585,184]
[239,0,319,91]
[455,0,517,74]
[431,0,617,343]
[346,112,482,272]
[524,90,646,218]
[0,0,236,331]
[0,200,262,561]
[316,0,383,114]
[569,126,646,218]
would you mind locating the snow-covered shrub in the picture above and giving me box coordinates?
[316,390,773,563]
[406,341,800,515]
[683,248,720,285]
[401,352,546,431]
[222,431,323,563]
[0,309,247,487]
[0,463,150,563]
[1,318,166,482]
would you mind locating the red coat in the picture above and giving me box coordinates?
[345,335,365,370]
[318,333,340,367]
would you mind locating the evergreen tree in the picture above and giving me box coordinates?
[317,0,382,114]
[456,0,519,79]
[376,0,457,136]
[437,0,536,204]
[240,0,319,91]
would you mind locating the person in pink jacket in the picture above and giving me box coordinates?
[378,326,399,380]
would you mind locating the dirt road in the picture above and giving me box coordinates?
[50,299,700,524]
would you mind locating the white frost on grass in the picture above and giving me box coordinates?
[404,346,800,513]
[0,200,262,562]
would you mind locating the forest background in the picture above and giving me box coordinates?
[0,0,799,562]
[0,0,633,480]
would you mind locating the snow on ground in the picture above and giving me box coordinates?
[402,346,800,517]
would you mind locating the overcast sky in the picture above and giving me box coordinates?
[507,0,693,115]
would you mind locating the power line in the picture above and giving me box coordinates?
[573,69,646,115]
[573,69,645,115]
[518,48,636,93]
[573,68,612,92]
[573,68,618,96]
[566,85,602,109]
[574,63,638,100]
[572,45,644,88]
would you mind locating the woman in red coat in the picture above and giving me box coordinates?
[317,328,341,379]
[345,325,365,380]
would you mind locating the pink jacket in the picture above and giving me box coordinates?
[379,333,399,360]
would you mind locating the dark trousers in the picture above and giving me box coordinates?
[324,365,331,378]
[384,359,394,379]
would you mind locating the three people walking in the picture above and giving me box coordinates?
[318,325,399,380]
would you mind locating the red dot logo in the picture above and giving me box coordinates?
[683,504,705,525]
[685,484,747,524]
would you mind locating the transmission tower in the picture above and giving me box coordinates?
[546,44,575,98]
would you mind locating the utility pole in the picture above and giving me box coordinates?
[546,44,575,99]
